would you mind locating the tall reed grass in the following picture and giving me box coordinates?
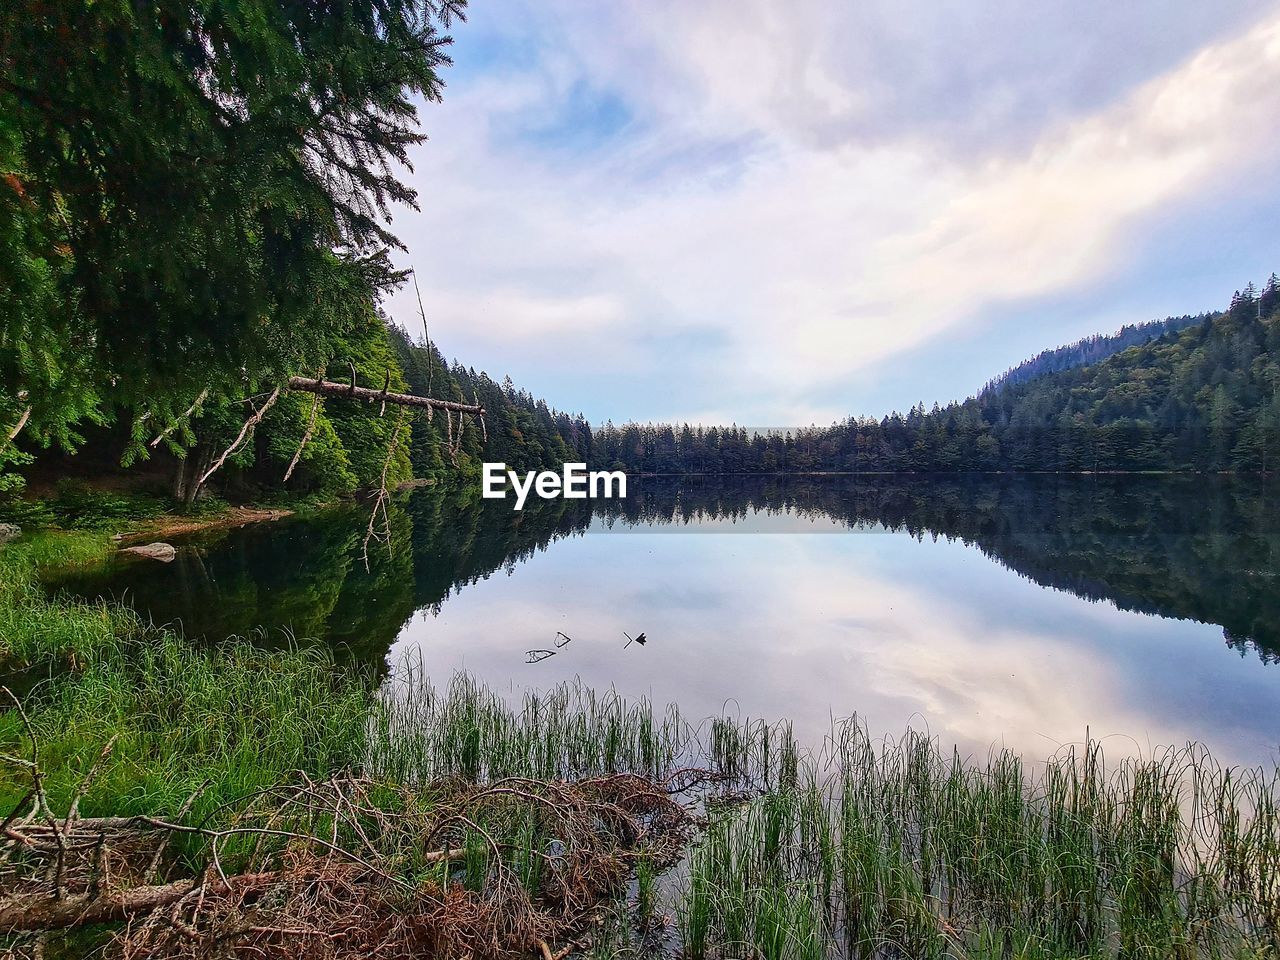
[680,720,1280,959]
[370,665,692,783]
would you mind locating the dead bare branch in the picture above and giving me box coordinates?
[286,377,482,416]
[362,406,407,571]
[196,387,281,490]
[6,405,31,443]
[283,371,324,483]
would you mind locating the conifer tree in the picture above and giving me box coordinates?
[1,0,466,454]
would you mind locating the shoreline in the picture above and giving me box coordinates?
[114,504,298,546]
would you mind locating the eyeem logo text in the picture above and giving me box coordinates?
[482,463,627,510]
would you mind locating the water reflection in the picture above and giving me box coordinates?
[49,476,1280,765]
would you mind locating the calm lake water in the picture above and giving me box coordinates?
[49,476,1280,767]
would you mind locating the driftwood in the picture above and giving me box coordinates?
[0,876,202,932]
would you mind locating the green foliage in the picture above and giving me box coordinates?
[1,0,465,483]
[263,391,359,493]
[318,312,415,489]
[145,310,415,499]
[0,480,172,531]
[46,480,168,529]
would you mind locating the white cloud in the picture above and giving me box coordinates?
[427,289,625,340]
[385,3,1280,422]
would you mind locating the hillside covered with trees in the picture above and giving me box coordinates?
[979,312,1210,395]
[593,278,1280,475]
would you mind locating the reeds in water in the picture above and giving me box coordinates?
[680,720,1280,959]
[364,667,1280,957]
[369,664,692,783]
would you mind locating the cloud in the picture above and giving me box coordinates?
[427,289,626,341]
[385,2,1280,423]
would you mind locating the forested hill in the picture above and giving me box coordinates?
[591,277,1280,474]
[980,312,1211,395]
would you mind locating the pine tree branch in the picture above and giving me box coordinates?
[149,388,209,449]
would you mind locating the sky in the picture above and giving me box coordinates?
[382,0,1280,426]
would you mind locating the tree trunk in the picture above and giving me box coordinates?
[0,877,200,932]
[171,444,212,506]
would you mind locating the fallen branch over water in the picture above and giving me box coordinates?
[286,376,484,416]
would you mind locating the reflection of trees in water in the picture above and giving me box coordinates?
[47,490,595,671]
[405,486,592,617]
[601,475,1280,662]
[50,476,1280,667]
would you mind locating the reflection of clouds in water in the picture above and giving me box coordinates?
[387,520,1279,768]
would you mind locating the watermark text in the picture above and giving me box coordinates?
[482,463,626,509]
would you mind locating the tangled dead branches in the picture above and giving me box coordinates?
[1,729,690,960]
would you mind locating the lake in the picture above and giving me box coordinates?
[48,475,1280,768]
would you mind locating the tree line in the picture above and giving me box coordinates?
[589,278,1280,475]
[8,276,1277,501]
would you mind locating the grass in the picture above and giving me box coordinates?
[1,528,373,852]
[0,636,372,819]
[370,664,694,784]
[0,529,134,668]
